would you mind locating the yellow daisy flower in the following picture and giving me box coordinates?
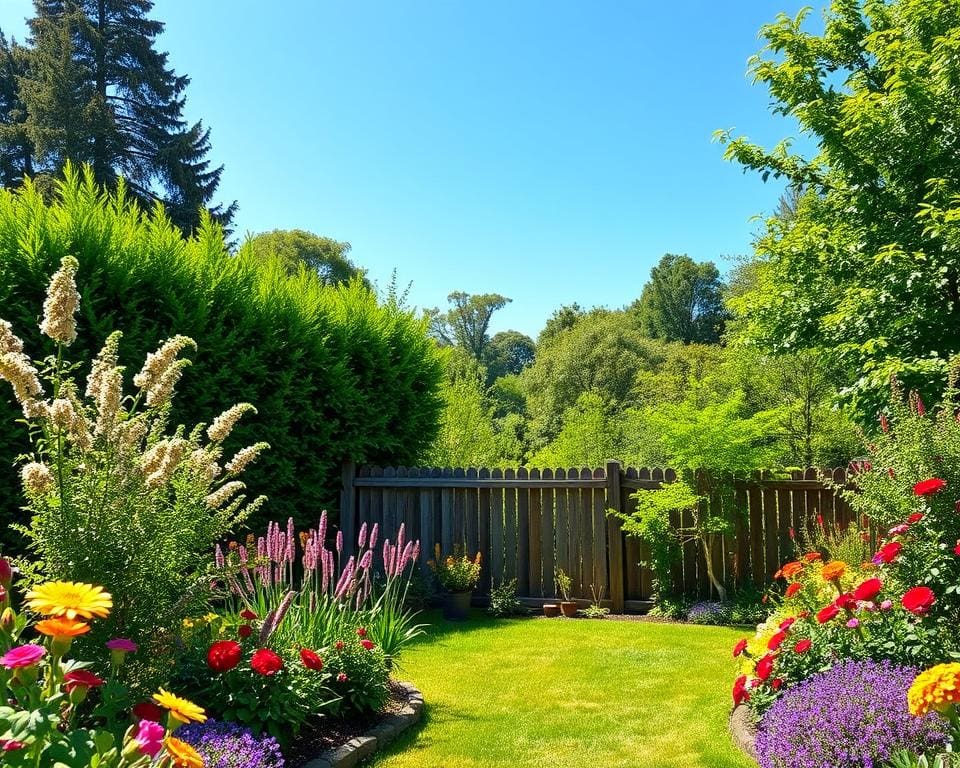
[153,689,207,725]
[164,737,205,768]
[908,663,960,716]
[25,582,112,620]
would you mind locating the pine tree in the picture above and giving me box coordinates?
[15,0,235,232]
[0,32,35,187]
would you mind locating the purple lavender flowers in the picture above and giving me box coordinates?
[755,659,948,768]
[178,720,284,768]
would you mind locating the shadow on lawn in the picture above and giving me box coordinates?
[404,608,534,645]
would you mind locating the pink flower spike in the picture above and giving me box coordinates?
[106,638,138,653]
[369,523,379,549]
[358,522,368,550]
[397,523,406,554]
[215,544,225,569]
[0,644,45,669]
[318,511,328,547]
[133,719,165,758]
[336,530,344,553]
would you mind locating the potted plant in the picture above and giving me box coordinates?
[556,569,577,617]
[429,544,482,621]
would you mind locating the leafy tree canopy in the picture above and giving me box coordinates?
[428,291,511,361]
[483,330,535,383]
[242,229,364,285]
[719,0,960,418]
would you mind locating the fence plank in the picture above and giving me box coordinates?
[441,468,454,557]
[762,473,779,578]
[592,466,607,600]
[579,468,593,600]
[567,467,582,598]
[555,469,569,594]
[478,468,491,594]
[419,476,433,571]
[605,461,624,612]
[466,468,479,558]
[541,469,556,600]
[748,472,764,588]
[517,467,530,595]
[490,469,504,584]
[528,469,543,597]
[504,469,517,582]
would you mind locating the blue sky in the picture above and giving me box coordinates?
[0,1,815,337]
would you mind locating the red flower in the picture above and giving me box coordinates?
[356,627,367,637]
[300,648,324,671]
[794,639,812,654]
[873,541,902,565]
[779,617,796,631]
[1,740,25,751]
[251,648,284,676]
[732,675,750,706]
[853,578,883,602]
[207,641,243,673]
[954,540,960,556]
[780,561,803,578]
[732,639,748,658]
[0,558,11,587]
[132,701,165,722]
[335,641,345,651]
[240,609,257,620]
[337,672,348,683]
[913,478,946,496]
[360,639,376,650]
[907,513,924,524]
[785,582,802,599]
[755,654,775,682]
[64,669,104,693]
[238,624,252,640]
[803,552,822,562]
[771,678,783,691]
[816,603,840,624]
[902,586,936,616]
[768,630,788,652]
[835,593,857,611]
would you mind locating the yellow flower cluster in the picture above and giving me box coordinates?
[908,663,960,716]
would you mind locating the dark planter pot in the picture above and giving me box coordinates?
[443,590,473,621]
[560,601,578,618]
[544,603,561,618]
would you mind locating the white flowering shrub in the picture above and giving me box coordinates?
[0,255,268,678]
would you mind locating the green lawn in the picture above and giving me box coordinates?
[369,611,753,768]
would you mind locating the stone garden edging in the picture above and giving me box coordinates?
[301,682,425,768]
[729,704,759,763]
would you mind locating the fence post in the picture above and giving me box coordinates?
[340,459,356,556]
[605,459,626,614]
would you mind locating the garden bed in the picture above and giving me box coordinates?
[291,681,424,768]
[728,705,758,763]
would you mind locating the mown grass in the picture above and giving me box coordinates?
[369,611,753,768]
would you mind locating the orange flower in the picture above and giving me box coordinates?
[35,617,90,638]
[803,552,822,562]
[820,561,847,581]
[163,737,204,768]
[780,561,803,578]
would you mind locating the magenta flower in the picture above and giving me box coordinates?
[846,618,860,629]
[133,719,165,757]
[106,638,138,653]
[0,644,46,669]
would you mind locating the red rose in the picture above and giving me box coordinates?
[251,648,284,676]
[913,478,946,496]
[768,630,788,652]
[300,648,324,671]
[64,669,104,693]
[238,624,252,639]
[732,674,750,706]
[852,578,883,602]
[794,639,812,654]
[907,513,924,524]
[132,701,165,722]
[240,609,258,620]
[873,541,902,565]
[733,638,748,658]
[835,593,856,611]
[902,586,936,615]
[360,639,376,650]
[755,654,775,682]
[785,583,802,599]
[816,603,840,624]
[356,627,367,637]
[207,641,243,673]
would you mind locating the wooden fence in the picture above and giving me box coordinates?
[338,462,855,612]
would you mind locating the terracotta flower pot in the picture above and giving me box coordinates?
[560,601,578,618]
[543,603,560,618]
[443,589,473,621]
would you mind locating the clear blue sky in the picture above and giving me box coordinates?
[0,1,816,338]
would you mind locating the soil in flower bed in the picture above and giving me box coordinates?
[287,681,411,768]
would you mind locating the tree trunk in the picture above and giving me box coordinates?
[701,533,726,603]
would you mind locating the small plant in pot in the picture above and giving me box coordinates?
[429,544,482,621]
[556,568,578,617]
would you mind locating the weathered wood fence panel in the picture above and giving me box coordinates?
[340,463,854,612]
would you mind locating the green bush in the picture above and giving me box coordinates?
[0,168,443,544]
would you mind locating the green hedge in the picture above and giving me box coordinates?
[0,169,443,545]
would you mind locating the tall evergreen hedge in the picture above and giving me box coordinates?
[0,168,443,545]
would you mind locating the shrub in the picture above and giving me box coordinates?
[687,601,731,625]
[0,256,263,680]
[429,547,481,592]
[755,660,948,768]
[487,579,528,618]
[322,630,391,716]
[0,169,443,544]
[178,721,285,768]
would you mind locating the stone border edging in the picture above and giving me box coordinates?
[302,682,424,768]
[729,704,758,762]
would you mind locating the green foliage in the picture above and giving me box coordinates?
[0,170,443,543]
[430,548,482,592]
[719,0,960,418]
[426,370,502,468]
[429,291,511,361]
[322,631,391,716]
[482,330,535,383]
[794,518,871,572]
[529,392,625,469]
[555,569,572,602]
[242,229,363,285]
[487,579,529,618]
[14,0,234,231]
[633,254,727,343]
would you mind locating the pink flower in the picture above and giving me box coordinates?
[106,638,138,653]
[1,739,25,751]
[880,599,893,611]
[337,672,348,683]
[888,524,910,536]
[846,618,860,629]
[133,719,165,758]
[0,644,45,669]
